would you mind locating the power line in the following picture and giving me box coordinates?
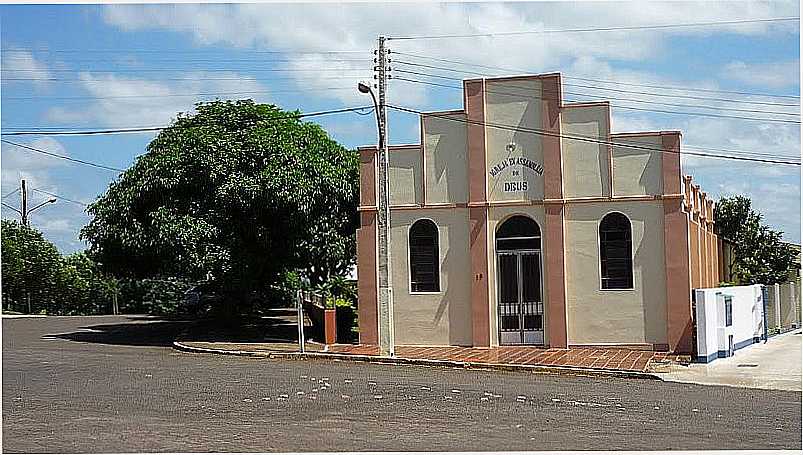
[1,48,365,54]
[3,86,355,101]
[387,17,800,40]
[2,68,369,74]
[2,187,21,200]
[392,68,799,117]
[2,106,375,136]
[31,188,88,207]
[392,51,801,100]
[387,104,801,166]
[3,76,366,83]
[1,140,125,172]
[392,75,800,125]
[2,56,369,64]
[388,81,799,161]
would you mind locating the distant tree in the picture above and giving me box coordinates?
[1,220,63,313]
[1,221,120,315]
[58,252,117,315]
[714,195,797,285]
[81,100,359,312]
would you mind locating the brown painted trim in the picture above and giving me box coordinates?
[542,74,563,200]
[357,211,379,345]
[359,147,377,209]
[661,132,681,196]
[545,204,568,348]
[605,103,614,198]
[665,197,693,354]
[689,219,701,290]
[465,79,488,204]
[358,205,378,212]
[469,206,490,347]
[420,114,427,206]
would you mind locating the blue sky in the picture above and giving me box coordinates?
[1,2,800,254]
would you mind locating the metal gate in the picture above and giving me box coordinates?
[497,251,544,345]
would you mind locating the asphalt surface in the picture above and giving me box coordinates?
[3,315,801,452]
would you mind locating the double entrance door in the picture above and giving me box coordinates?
[497,250,544,345]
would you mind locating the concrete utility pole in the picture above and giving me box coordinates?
[21,179,27,226]
[8,179,56,226]
[375,36,395,357]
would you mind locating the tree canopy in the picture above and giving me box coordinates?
[80,100,359,306]
[714,195,798,285]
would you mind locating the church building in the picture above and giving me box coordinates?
[356,73,720,354]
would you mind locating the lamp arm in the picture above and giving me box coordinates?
[27,200,55,214]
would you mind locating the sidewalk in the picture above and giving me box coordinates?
[174,337,691,377]
[657,330,802,391]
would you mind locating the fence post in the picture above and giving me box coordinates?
[296,290,305,353]
[790,281,798,329]
[774,283,782,332]
[761,285,769,342]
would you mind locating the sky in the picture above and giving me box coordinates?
[1,1,800,254]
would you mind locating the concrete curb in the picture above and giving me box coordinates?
[172,340,662,380]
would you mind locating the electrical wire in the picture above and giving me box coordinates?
[2,187,21,200]
[387,17,800,40]
[3,76,367,83]
[31,188,88,207]
[391,51,801,100]
[392,75,800,125]
[386,104,800,166]
[2,67,369,74]
[1,140,125,172]
[1,48,365,54]
[392,68,799,117]
[2,106,375,136]
[3,86,355,102]
[390,76,800,160]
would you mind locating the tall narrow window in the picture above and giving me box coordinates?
[599,212,633,289]
[409,219,440,292]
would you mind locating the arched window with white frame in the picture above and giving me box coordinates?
[599,212,633,289]
[409,219,440,292]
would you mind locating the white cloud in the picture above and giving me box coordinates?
[1,48,52,89]
[721,60,801,89]
[45,71,270,127]
[100,2,799,110]
[1,137,69,194]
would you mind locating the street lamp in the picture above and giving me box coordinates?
[357,80,394,357]
[28,198,57,215]
[358,81,383,149]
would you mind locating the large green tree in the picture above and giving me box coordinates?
[81,100,359,308]
[714,195,797,285]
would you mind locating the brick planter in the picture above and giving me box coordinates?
[324,308,337,345]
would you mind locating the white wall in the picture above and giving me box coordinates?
[694,285,764,363]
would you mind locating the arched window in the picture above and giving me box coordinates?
[599,212,633,289]
[496,215,541,251]
[409,219,440,292]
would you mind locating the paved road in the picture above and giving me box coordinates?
[3,316,801,452]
